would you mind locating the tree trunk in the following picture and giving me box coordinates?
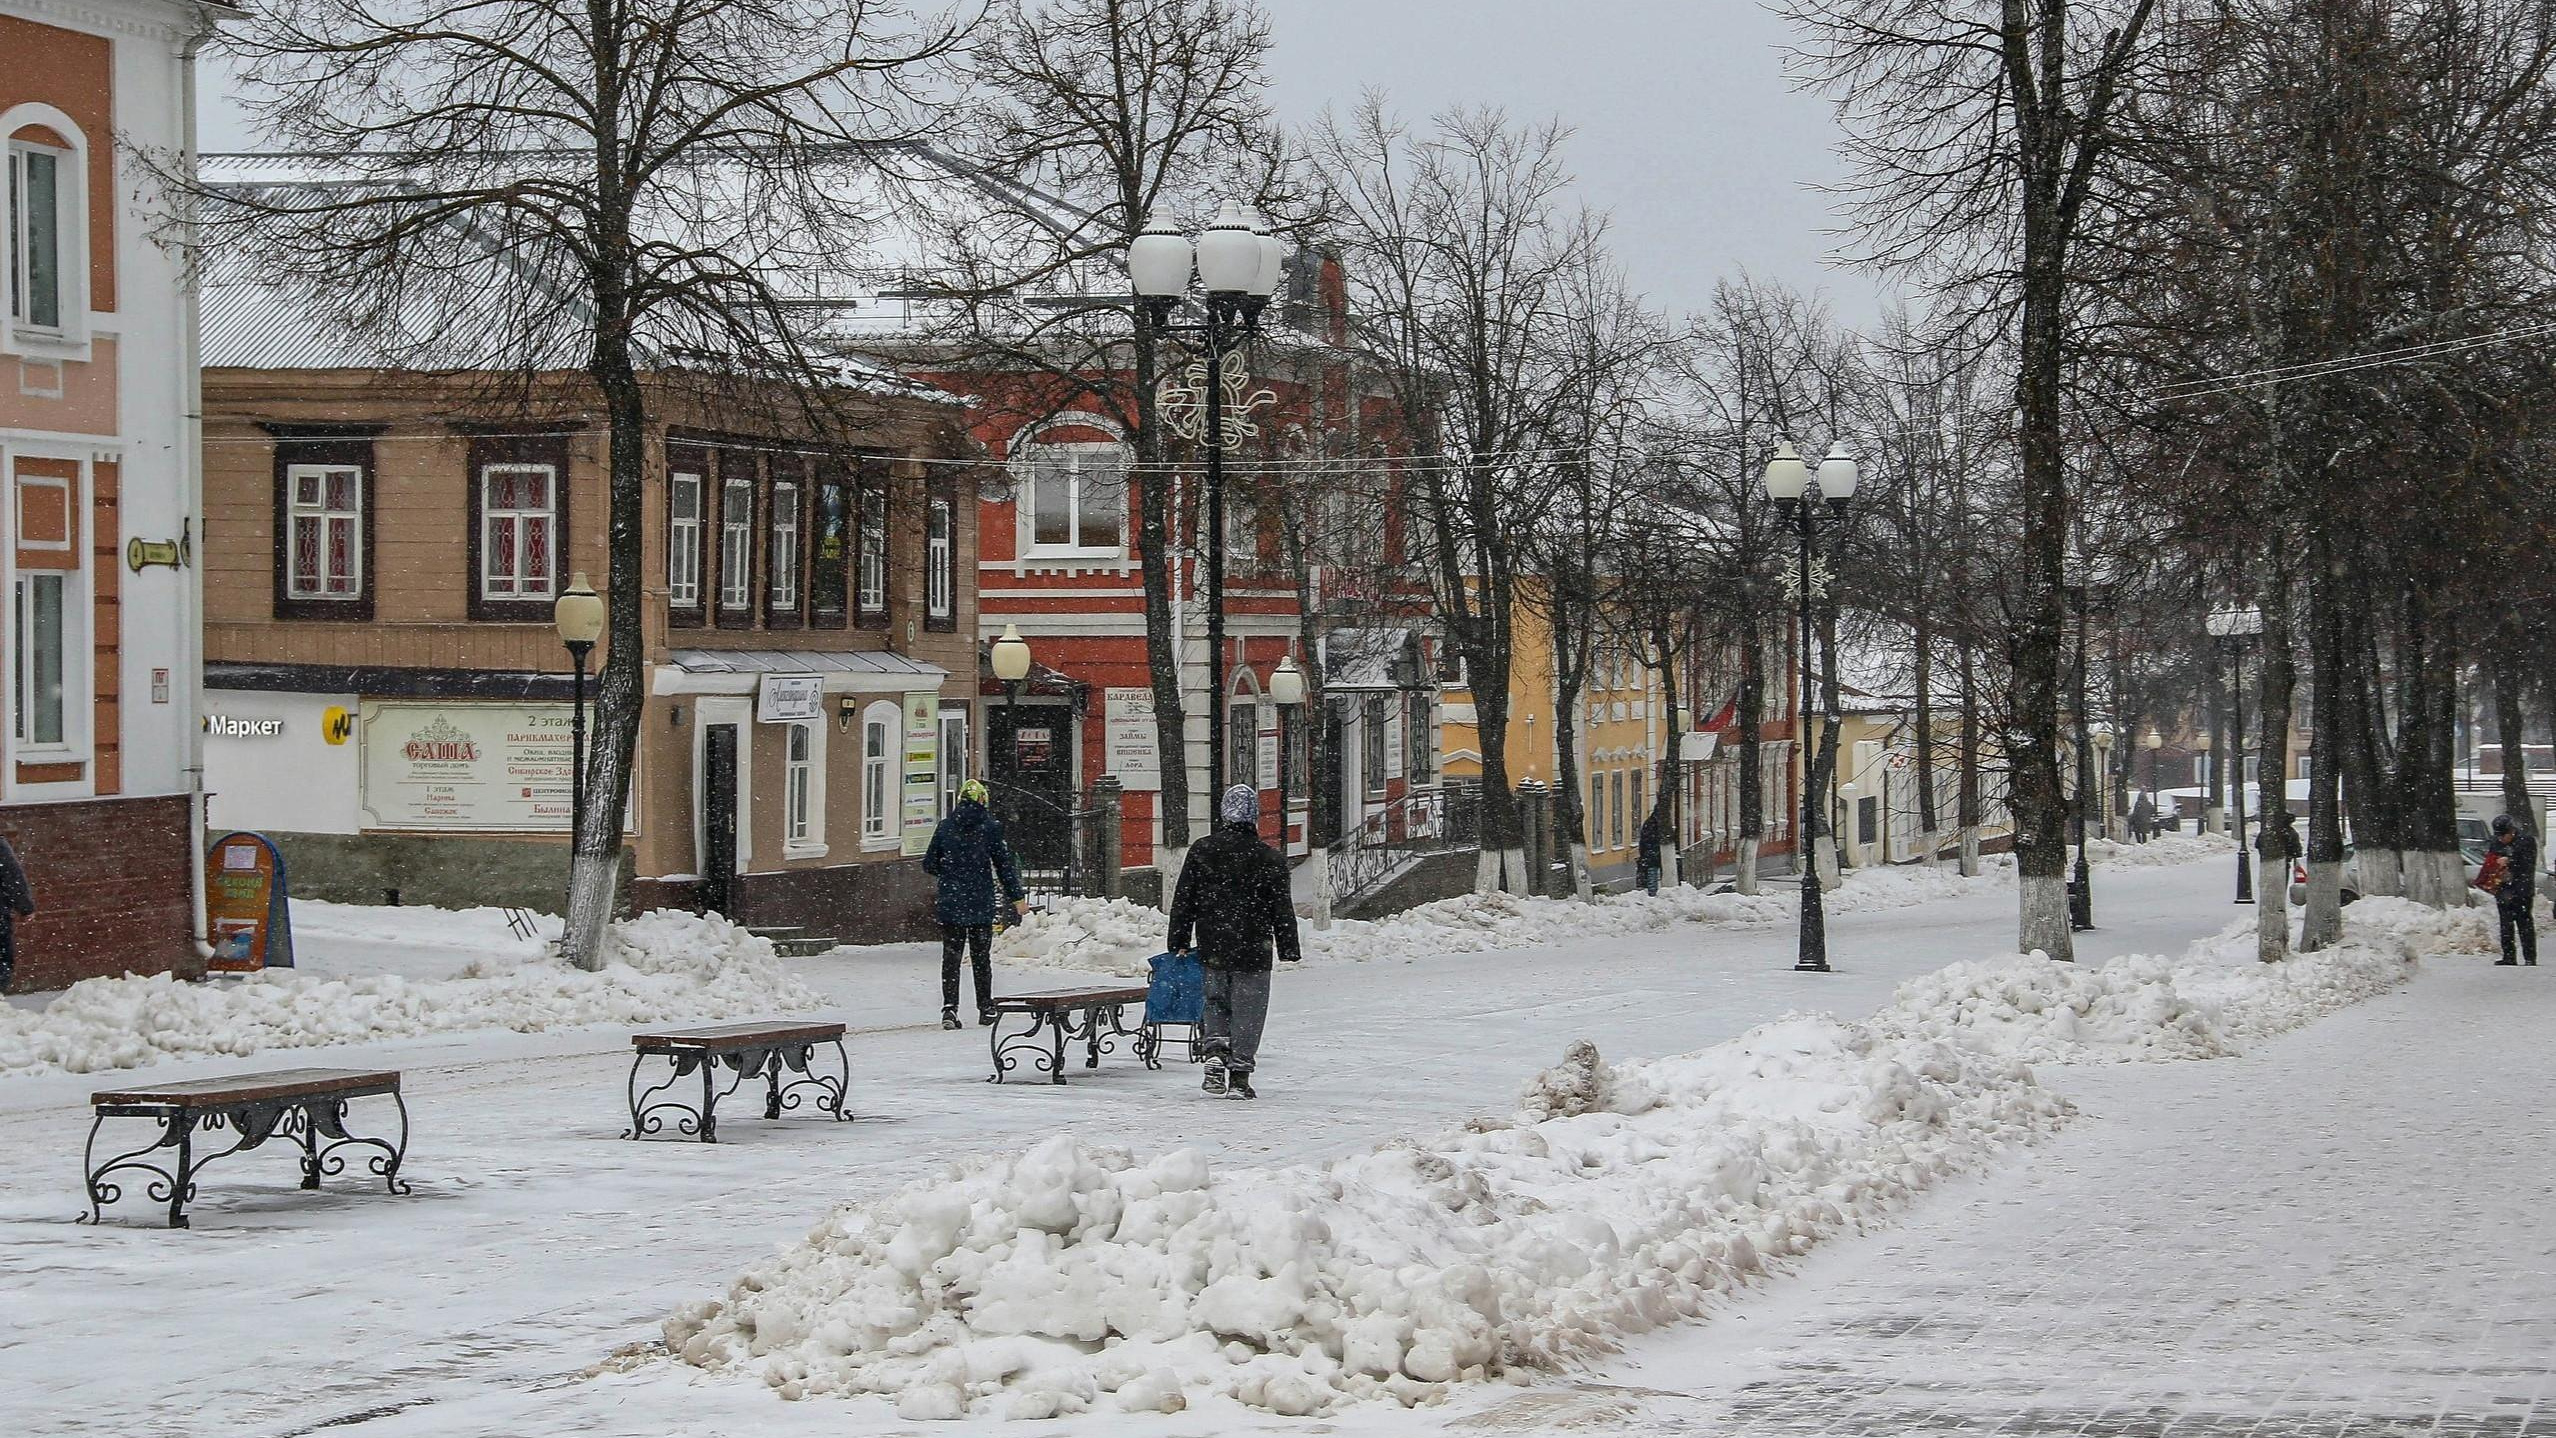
[1914,608,1940,866]
[2495,632,2533,830]
[2255,558,2297,962]
[1653,623,1683,888]
[1550,598,1593,902]
[2301,540,2346,951]
[1132,317,1194,875]
[1957,631,1982,876]
[563,323,649,969]
[2010,232,2075,961]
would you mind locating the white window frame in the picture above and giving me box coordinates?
[861,700,901,849]
[13,569,69,752]
[3,449,95,785]
[938,709,969,815]
[667,469,703,609]
[926,493,954,621]
[1,109,89,359]
[856,478,888,616]
[719,471,754,610]
[769,475,801,610]
[783,720,827,857]
[478,462,558,601]
[1018,439,1128,557]
[284,463,365,601]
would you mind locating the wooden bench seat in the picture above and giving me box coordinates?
[82,1068,410,1229]
[987,986,1159,1085]
[625,1020,852,1142]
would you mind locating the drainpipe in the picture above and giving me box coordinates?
[179,13,216,963]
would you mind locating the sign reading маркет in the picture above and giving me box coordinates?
[358,702,575,831]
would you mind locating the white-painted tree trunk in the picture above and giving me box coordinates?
[1918,828,1941,869]
[2204,803,2225,837]
[2256,854,2290,962]
[2018,874,2072,960]
[1814,834,1841,892]
[1959,826,1981,877]
[1475,848,1503,895]
[1502,846,1531,894]
[2361,846,2404,899]
[1734,838,1761,896]
[1569,841,1594,903]
[1662,844,1682,889]
[563,854,618,971]
[1308,847,1334,931]
[2300,858,2343,951]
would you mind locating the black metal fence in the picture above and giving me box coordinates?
[1326,785,1479,909]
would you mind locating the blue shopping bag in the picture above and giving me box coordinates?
[1146,951,1204,1025]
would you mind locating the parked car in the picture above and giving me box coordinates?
[2288,824,2495,906]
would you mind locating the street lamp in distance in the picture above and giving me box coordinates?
[1271,653,1305,836]
[1766,438,1856,974]
[2205,605,2264,904]
[991,624,1033,830]
[553,572,605,855]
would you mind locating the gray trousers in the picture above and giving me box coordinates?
[1201,966,1272,1074]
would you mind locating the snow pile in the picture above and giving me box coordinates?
[2081,830,2238,868]
[0,911,818,1078]
[1868,908,2422,1065]
[663,1016,2068,1419]
[995,863,1987,980]
[2340,896,2498,957]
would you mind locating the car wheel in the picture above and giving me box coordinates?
[2340,889,2361,906]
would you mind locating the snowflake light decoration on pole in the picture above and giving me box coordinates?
[1780,553,1833,604]
[1157,348,1276,444]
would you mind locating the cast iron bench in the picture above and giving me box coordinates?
[987,986,1160,1085]
[624,1020,852,1142]
[81,1068,411,1229]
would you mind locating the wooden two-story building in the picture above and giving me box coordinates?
[195,165,982,942]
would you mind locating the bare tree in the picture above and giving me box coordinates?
[206,0,960,966]
[1786,0,2167,959]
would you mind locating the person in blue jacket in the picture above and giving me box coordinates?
[922,780,1025,1029]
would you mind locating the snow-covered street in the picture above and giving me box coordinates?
[0,854,2408,1437]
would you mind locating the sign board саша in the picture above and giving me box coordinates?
[359,702,576,831]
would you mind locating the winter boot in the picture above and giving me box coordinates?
[941,1006,963,1030]
[979,1006,999,1027]
[2497,957,2520,967]
[1226,1074,1257,1100]
[1202,1060,1228,1096]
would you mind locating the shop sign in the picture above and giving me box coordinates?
[901,691,940,856]
[359,702,575,831]
[204,831,294,973]
[1104,686,1159,791]
[757,674,825,723]
[205,713,285,738]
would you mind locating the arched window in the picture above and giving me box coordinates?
[862,700,902,847]
[2,104,91,355]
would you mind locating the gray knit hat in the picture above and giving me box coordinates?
[1220,783,1260,826]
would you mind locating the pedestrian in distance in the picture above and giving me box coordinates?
[921,779,1025,1029]
[1167,783,1301,1100]
[1635,809,1664,896]
[2130,791,2156,845]
[0,834,32,992]
[2487,813,2538,967]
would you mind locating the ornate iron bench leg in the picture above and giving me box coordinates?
[700,1052,719,1143]
[1050,1011,1068,1085]
[763,1048,786,1121]
[1086,1006,1107,1069]
[825,1039,854,1120]
[298,1107,322,1191]
[1139,1020,1163,1071]
[307,1094,411,1196]
[167,1114,197,1230]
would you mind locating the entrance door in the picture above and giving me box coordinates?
[1316,702,1348,848]
[700,723,739,916]
[988,702,1074,878]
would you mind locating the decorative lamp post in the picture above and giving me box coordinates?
[2206,605,2264,904]
[991,624,1033,830]
[2142,726,2164,839]
[2195,729,2217,833]
[1766,438,1855,973]
[553,573,605,855]
[1127,201,1284,801]
[1271,653,1305,830]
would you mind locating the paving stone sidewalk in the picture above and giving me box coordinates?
[1522,951,2556,1436]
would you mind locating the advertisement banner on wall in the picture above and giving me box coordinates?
[204,831,294,973]
[1104,686,1160,791]
[359,702,575,831]
[901,691,941,856]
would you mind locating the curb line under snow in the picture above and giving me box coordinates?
[658,896,2457,1423]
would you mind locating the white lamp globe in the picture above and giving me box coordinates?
[1248,212,1285,298]
[1816,442,1859,501]
[1196,199,1262,295]
[1762,440,1809,502]
[1127,213,1193,299]
[991,624,1033,683]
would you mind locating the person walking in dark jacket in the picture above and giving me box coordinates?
[2488,814,2538,966]
[1635,811,1664,895]
[922,780,1025,1028]
[0,835,31,992]
[1167,783,1301,1100]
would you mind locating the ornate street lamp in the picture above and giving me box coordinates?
[2206,605,2265,904]
[991,624,1033,830]
[2142,726,2164,840]
[1127,201,1285,802]
[1766,439,1856,973]
[553,573,605,855]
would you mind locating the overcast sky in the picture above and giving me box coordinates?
[196,1,1884,328]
